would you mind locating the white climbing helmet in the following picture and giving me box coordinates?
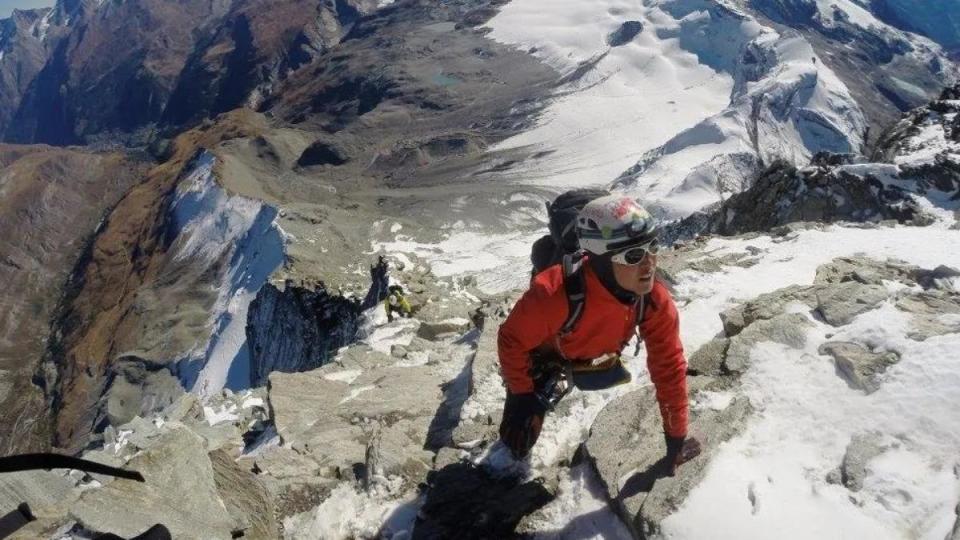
[576,195,658,256]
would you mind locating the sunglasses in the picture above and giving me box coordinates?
[611,240,659,266]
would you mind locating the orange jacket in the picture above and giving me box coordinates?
[497,262,689,437]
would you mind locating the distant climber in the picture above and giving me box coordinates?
[498,195,701,475]
[384,285,413,322]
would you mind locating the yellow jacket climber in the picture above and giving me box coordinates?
[384,286,412,322]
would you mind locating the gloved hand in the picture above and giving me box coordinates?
[499,392,547,459]
[665,434,702,476]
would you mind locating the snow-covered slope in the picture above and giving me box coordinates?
[485,0,866,219]
[164,151,285,398]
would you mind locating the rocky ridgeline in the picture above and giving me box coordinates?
[3,244,958,538]
[0,261,484,538]
[666,84,960,243]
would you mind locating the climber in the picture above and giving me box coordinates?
[498,195,701,475]
[384,284,412,322]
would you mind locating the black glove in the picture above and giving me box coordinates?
[665,434,702,476]
[499,392,548,459]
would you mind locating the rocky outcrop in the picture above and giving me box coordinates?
[584,387,752,539]
[839,432,885,492]
[103,357,185,427]
[697,256,960,391]
[818,342,900,393]
[70,427,237,539]
[666,83,960,244]
[667,158,931,241]
[246,254,391,387]
[210,448,279,539]
[247,283,364,387]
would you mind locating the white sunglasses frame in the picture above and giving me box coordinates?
[610,241,659,266]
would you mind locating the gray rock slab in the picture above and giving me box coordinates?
[340,367,444,421]
[268,371,349,445]
[841,432,884,492]
[813,257,916,286]
[69,427,234,539]
[584,388,751,538]
[210,449,278,540]
[687,338,729,376]
[724,313,812,373]
[0,470,77,519]
[243,448,338,521]
[895,291,960,341]
[162,393,204,424]
[105,364,184,427]
[720,285,815,337]
[815,282,889,326]
[417,318,471,341]
[819,341,900,393]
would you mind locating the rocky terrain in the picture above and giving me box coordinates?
[0,0,958,538]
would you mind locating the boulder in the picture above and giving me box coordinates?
[818,342,900,393]
[104,362,184,427]
[413,462,556,539]
[720,285,815,337]
[209,449,278,539]
[417,318,472,341]
[583,388,751,538]
[840,432,884,492]
[895,291,960,341]
[687,337,729,376]
[814,282,888,326]
[915,264,960,291]
[69,427,235,539]
[724,313,812,373]
[607,21,643,47]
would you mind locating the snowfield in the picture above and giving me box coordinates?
[486,0,866,220]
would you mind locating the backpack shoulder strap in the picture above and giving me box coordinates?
[559,252,586,336]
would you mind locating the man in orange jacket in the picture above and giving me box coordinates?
[497,195,700,473]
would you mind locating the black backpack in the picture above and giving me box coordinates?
[530,188,610,276]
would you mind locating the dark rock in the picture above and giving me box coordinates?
[668,159,928,239]
[607,21,643,47]
[413,462,555,539]
[297,139,350,167]
[247,254,389,387]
